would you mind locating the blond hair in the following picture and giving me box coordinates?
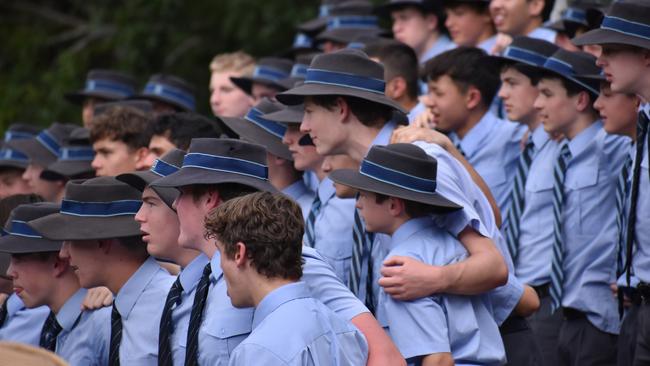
[209,51,255,77]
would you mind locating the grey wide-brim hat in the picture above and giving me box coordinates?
[277,49,406,113]
[0,123,41,170]
[7,123,78,167]
[40,127,95,181]
[220,99,293,161]
[150,138,276,193]
[329,143,462,211]
[65,69,137,105]
[572,1,650,50]
[262,103,305,124]
[116,148,186,209]
[0,203,62,254]
[29,176,143,241]
[481,36,560,76]
[537,48,602,96]
[230,58,293,95]
[133,74,197,112]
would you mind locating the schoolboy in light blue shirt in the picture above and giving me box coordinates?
[331,143,505,365]
[0,293,50,345]
[533,48,630,364]
[205,191,368,366]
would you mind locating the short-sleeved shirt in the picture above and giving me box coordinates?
[55,288,111,365]
[283,178,316,221]
[228,282,368,366]
[0,293,49,345]
[115,256,175,364]
[450,112,528,215]
[377,217,506,365]
[559,121,630,334]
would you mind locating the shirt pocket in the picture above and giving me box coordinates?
[568,165,600,235]
[524,177,554,233]
[203,307,253,357]
[316,245,352,283]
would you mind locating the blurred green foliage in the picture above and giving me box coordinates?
[0,0,319,131]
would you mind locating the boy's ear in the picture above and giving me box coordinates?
[575,90,593,113]
[336,97,351,123]
[234,242,247,267]
[424,12,439,33]
[388,196,406,217]
[527,0,545,18]
[133,147,151,170]
[465,85,483,111]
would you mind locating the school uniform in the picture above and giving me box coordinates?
[420,34,456,64]
[0,294,50,345]
[528,26,557,43]
[54,288,111,366]
[478,35,498,54]
[283,178,316,220]
[378,217,506,365]
[450,111,528,215]
[228,282,368,366]
[114,256,175,364]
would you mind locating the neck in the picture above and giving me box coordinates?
[269,164,301,191]
[475,28,495,46]
[251,277,295,308]
[313,164,327,181]
[345,123,383,164]
[48,274,81,314]
[564,113,597,140]
[176,250,201,269]
[640,88,650,104]
[200,239,217,259]
[105,256,148,294]
[456,108,487,139]
[398,96,418,113]
[387,215,410,236]
[418,32,440,60]
[523,18,543,37]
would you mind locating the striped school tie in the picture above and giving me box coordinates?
[504,135,535,261]
[39,311,62,352]
[550,143,571,312]
[158,277,183,366]
[109,302,122,366]
[350,208,376,313]
[625,111,650,284]
[184,263,211,366]
[615,153,633,277]
[0,303,7,328]
[304,194,321,247]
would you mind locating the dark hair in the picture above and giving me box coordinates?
[205,192,304,280]
[364,41,419,100]
[11,252,58,262]
[374,193,441,218]
[115,235,149,258]
[307,95,393,128]
[0,194,44,228]
[538,71,598,103]
[443,0,489,14]
[424,46,499,108]
[189,183,258,203]
[90,106,153,150]
[391,3,447,34]
[149,112,223,151]
[500,62,543,86]
[537,0,555,22]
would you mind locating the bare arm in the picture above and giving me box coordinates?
[391,126,502,227]
[379,227,508,300]
[514,285,541,317]
[351,313,406,366]
[422,352,454,366]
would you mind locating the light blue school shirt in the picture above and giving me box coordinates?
[632,105,650,284]
[197,247,369,365]
[0,293,49,345]
[55,288,111,366]
[310,176,355,283]
[512,126,562,285]
[283,178,316,221]
[528,26,557,43]
[378,217,506,366]
[559,121,630,334]
[114,256,175,364]
[407,101,426,124]
[450,111,528,215]
[420,34,456,64]
[478,35,498,54]
[170,253,209,366]
[227,282,368,366]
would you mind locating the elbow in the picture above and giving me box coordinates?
[491,254,508,288]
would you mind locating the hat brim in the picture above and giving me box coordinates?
[277,82,406,114]
[329,169,462,212]
[29,213,142,241]
[6,139,57,167]
[0,160,28,170]
[376,1,441,17]
[116,171,179,209]
[315,28,385,45]
[220,117,293,161]
[572,28,650,50]
[64,90,120,105]
[298,17,328,36]
[262,107,304,124]
[230,77,286,96]
[40,161,94,181]
[0,235,62,254]
[150,166,277,193]
[131,94,190,111]
[480,55,544,79]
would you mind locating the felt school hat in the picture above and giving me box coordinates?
[0,203,62,254]
[572,1,650,50]
[135,74,196,112]
[6,123,78,167]
[220,100,293,161]
[28,176,143,241]
[276,53,320,90]
[65,69,137,105]
[0,124,41,170]
[315,14,384,45]
[546,6,589,33]
[276,49,406,113]
[40,127,95,181]
[116,148,186,209]
[93,99,154,117]
[230,58,293,95]
[150,138,276,193]
[329,143,462,211]
[483,36,560,74]
[298,0,368,36]
[376,0,443,17]
[537,48,602,95]
[262,103,305,124]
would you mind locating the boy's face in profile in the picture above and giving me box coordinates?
[0,169,31,199]
[92,139,146,177]
[498,66,539,124]
[355,190,393,234]
[445,4,493,47]
[594,83,638,136]
[135,187,181,262]
[597,45,649,95]
[7,253,55,308]
[321,154,358,199]
[426,75,471,134]
[534,78,580,136]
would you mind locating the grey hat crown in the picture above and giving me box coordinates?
[363,143,439,189]
[140,74,196,111]
[542,49,601,95]
[307,49,384,92]
[3,203,60,238]
[150,148,186,178]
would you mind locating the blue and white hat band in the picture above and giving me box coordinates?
[85,79,135,97]
[503,46,548,67]
[61,199,142,217]
[543,57,599,95]
[304,68,385,94]
[245,108,287,139]
[293,33,313,49]
[601,16,650,41]
[562,8,587,25]
[36,131,62,156]
[359,159,437,194]
[0,149,29,162]
[144,82,196,111]
[327,16,378,30]
[150,159,180,177]
[291,64,309,79]
[4,131,36,142]
[252,66,290,82]
[7,220,43,239]
[58,146,95,161]
[182,153,268,181]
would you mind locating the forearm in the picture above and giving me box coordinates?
[422,352,454,366]
[351,313,406,366]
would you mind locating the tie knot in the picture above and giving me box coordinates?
[172,277,184,293]
[637,111,649,137]
[202,263,212,277]
[560,143,572,160]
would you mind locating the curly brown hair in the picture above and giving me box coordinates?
[89,106,153,150]
[205,192,304,280]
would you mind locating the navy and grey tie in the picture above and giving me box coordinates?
[550,143,571,312]
[350,207,375,313]
[504,135,535,261]
[304,194,322,247]
[159,277,183,366]
[184,263,211,366]
[39,310,62,352]
[615,153,633,277]
[109,302,122,366]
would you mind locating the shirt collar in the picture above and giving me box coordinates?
[252,281,311,330]
[369,120,397,150]
[6,293,25,317]
[56,288,86,331]
[527,26,557,43]
[318,177,336,203]
[389,217,432,251]
[531,124,552,150]
[420,35,455,64]
[455,112,498,158]
[478,35,497,54]
[209,251,224,282]
[567,120,602,158]
[115,256,161,319]
[282,179,310,201]
[179,253,209,293]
